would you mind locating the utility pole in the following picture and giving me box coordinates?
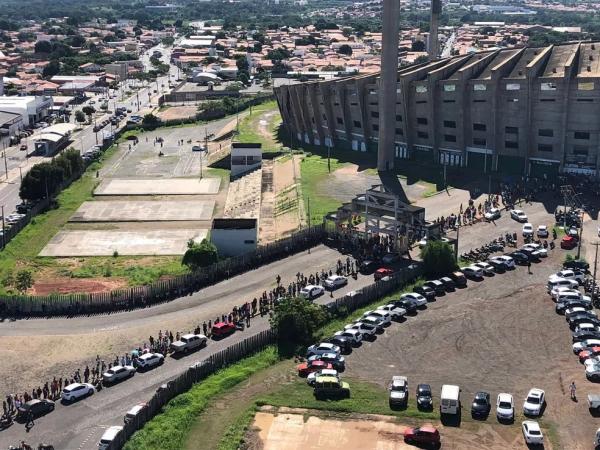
[592,242,600,307]
[1,205,5,249]
[327,143,331,173]
[577,210,584,260]
[18,166,22,183]
[2,151,7,180]
[454,222,459,262]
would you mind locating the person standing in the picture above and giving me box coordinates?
[570,381,577,400]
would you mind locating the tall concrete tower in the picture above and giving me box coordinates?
[428,0,442,60]
[377,0,400,172]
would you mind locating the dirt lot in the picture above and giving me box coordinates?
[247,408,538,450]
[345,247,594,449]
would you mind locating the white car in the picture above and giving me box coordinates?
[522,223,534,237]
[299,284,324,300]
[585,359,600,380]
[377,303,407,320]
[400,293,427,307]
[473,262,494,276]
[124,403,147,423]
[137,352,164,369]
[306,342,340,357]
[575,323,600,334]
[565,308,596,320]
[99,425,123,450]
[61,383,95,402]
[490,255,515,269]
[334,329,363,345]
[536,225,549,238]
[574,339,600,354]
[523,388,545,416]
[522,420,544,445]
[552,269,585,284]
[102,365,136,383]
[362,310,391,326]
[323,275,348,290]
[547,277,579,293]
[522,243,547,258]
[551,286,580,301]
[462,266,483,279]
[344,321,377,336]
[510,209,528,222]
[307,368,339,386]
[484,208,501,220]
[496,393,514,421]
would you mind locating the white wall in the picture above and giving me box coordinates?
[211,227,257,257]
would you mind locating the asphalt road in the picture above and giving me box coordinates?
[0,245,377,449]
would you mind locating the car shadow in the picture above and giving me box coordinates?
[440,410,462,427]
[526,443,545,450]
[389,402,408,411]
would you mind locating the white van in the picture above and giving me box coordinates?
[99,425,123,449]
[440,384,460,415]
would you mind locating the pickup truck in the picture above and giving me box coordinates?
[170,334,207,354]
[588,393,600,413]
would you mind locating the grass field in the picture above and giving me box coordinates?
[235,100,282,151]
[300,154,346,224]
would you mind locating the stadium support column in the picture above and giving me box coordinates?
[428,0,441,60]
[377,0,400,172]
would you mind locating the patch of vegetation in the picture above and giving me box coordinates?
[123,347,280,450]
[235,100,282,151]
[421,241,457,278]
[300,154,346,224]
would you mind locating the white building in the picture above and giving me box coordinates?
[230,143,262,177]
[211,218,258,257]
[0,96,53,126]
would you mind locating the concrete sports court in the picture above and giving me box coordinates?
[94,178,221,196]
[69,200,215,222]
[40,229,208,256]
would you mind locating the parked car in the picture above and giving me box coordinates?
[510,209,528,222]
[381,253,400,264]
[450,271,467,286]
[557,299,592,314]
[374,268,394,281]
[400,292,428,306]
[310,352,345,371]
[423,280,446,295]
[416,384,433,410]
[362,310,392,326]
[522,223,534,237]
[578,346,600,363]
[394,298,419,314]
[462,266,484,279]
[523,388,545,416]
[414,285,436,300]
[359,260,378,274]
[403,426,440,447]
[473,262,494,276]
[522,420,544,445]
[484,208,501,220]
[306,368,338,386]
[102,365,136,384]
[566,308,596,321]
[323,275,348,290]
[136,352,164,369]
[299,284,324,300]
[124,403,147,424]
[587,393,600,414]
[439,276,456,291]
[471,391,491,418]
[313,375,350,399]
[496,393,514,422]
[537,225,549,238]
[61,383,94,402]
[170,333,208,353]
[573,339,600,354]
[334,329,363,345]
[563,259,590,272]
[307,342,340,358]
[510,251,529,265]
[389,376,408,407]
[297,359,332,377]
[344,321,377,337]
[494,255,516,269]
[522,243,547,258]
[377,303,407,320]
[98,425,123,450]
[573,329,600,343]
[585,359,600,380]
[561,236,578,249]
[552,269,585,284]
[548,277,581,293]
[211,322,236,338]
[519,247,540,262]
[17,399,55,419]
[327,335,352,353]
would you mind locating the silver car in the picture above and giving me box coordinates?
[102,365,136,383]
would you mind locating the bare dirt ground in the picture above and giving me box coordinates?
[30,278,127,295]
[346,246,592,449]
[273,156,301,238]
[157,106,198,121]
[246,408,535,450]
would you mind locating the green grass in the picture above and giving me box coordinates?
[235,100,282,151]
[300,154,346,224]
[123,348,280,450]
[216,404,261,450]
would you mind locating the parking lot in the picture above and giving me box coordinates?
[343,246,594,449]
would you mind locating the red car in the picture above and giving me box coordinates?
[374,268,394,281]
[404,425,440,447]
[561,236,577,250]
[579,346,600,363]
[211,321,236,337]
[297,359,332,377]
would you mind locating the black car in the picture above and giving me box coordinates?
[487,258,507,273]
[510,251,529,265]
[566,310,597,322]
[414,285,436,301]
[423,280,446,295]
[572,330,600,343]
[359,260,379,275]
[439,277,456,291]
[450,271,468,287]
[563,259,590,272]
[394,298,418,314]
[556,300,592,314]
[471,391,491,418]
[569,316,600,330]
[416,384,433,410]
[519,247,540,262]
[327,335,352,354]
[17,399,55,419]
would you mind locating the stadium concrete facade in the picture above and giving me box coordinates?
[275,42,600,178]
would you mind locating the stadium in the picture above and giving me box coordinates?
[275,41,600,178]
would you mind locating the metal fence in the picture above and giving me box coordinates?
[0,225,327,317]
[107,329,276,450]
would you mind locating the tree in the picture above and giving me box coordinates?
[182,239,218,270]
[34,40,52,53]
[415,55,430,64]
[82,105,96,119]
[411,40,426,52]
[269,297,329,349]
[337,44,353,56]
[42,60,60,78]
[15,270,33,293]
[421,241,456,277]
[74,110,86,123]
[142,113,161,127]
